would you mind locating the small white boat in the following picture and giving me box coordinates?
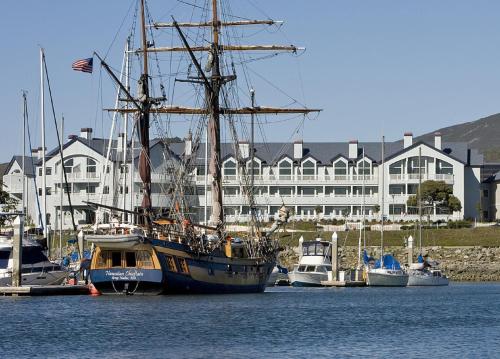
[366,267,409,287]
[288,237,332,287]
[0,235,67,286]
[407,262,449,286]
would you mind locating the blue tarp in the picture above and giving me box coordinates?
[277,265,288,274]
[363,250,375,264]
[374,254,402,270]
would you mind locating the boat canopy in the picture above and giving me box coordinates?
[374,254,402,270]
[302,241,331,256]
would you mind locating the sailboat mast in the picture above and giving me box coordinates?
[208,0,224,233]
[59,116,64,259]
[380,136,385,268]
[40,48,48,250]
[22,92,27,221]
[418,146,422,252]
[357,147,365,270]
[138,0,152,227]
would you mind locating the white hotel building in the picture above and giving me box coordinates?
[2,128,485,229]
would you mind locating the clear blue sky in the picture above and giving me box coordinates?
[2,0,500,162]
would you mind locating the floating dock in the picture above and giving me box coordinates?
[321,280,366,287]
[0,285,90,296]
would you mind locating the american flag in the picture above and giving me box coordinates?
[72,57,93,73]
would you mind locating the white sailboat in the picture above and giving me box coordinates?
[366,136,408,287]
[407,148,449,286]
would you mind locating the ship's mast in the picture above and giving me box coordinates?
[107,0,322,236]
[208,0,224,235]
[138,0,152,229]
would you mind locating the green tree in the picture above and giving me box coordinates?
[407,180,462,217]
[0,184,18,226]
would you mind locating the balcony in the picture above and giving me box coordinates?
[389,173,454,184]
[65,172,101,182]
[196,173,378,185]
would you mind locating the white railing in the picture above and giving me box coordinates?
[389,174,454,182]
[66,172,100,180]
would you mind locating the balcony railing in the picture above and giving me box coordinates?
[212,174,377,183]
[389,174,454,182]
[66,172,100,180]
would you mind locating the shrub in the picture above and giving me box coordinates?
[447,220,473,229]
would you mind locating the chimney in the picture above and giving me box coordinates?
[36,147,46,160]
[348,140,358,159]
[239,141,249,158]
[294,140,303,159]
[80,127,93,140]
[117,133,125,153]
[434,132,442,150]
[185,131,192,156]
[403,132,413,148]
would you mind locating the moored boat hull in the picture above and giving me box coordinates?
[366,270,409,287]
[288,271,328,287]
[0,270,67,287]
[407,271,449,286]
[90,268,164,295]
[153,239,274,294]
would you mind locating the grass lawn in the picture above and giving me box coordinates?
[275,226,500,248]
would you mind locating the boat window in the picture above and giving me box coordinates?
[316,266,327,273]
[305,266,315,272]
[111,252,122,267]
[316,244,324,255]
[96,250,108,268]
[166,256,177,272]
[125,252,136,267]
[136,251,153,268]
[0,250,10,269]
[302,245,308,256]
[298,265,306,272]
[178,258,189,274]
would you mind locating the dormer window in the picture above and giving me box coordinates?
[278,160,292,178]
[246,160,260,176]
[357,159,371,176]
[223,159,237,177]
[302,159,316,177]
[333,160,347,179]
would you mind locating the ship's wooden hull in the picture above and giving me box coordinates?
[151,239,274,294]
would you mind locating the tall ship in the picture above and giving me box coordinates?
[87,0,320,294]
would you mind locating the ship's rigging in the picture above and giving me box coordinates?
[97,0,321,244]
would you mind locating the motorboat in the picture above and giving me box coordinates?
[0,234,67,286]
[288,237,332,287]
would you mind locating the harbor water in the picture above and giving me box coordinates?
[1,283,499,358]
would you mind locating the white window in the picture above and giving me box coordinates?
[333,161,347,177]
[278,161,292,177]
[302,160,315,176]
[223,160,237,176]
